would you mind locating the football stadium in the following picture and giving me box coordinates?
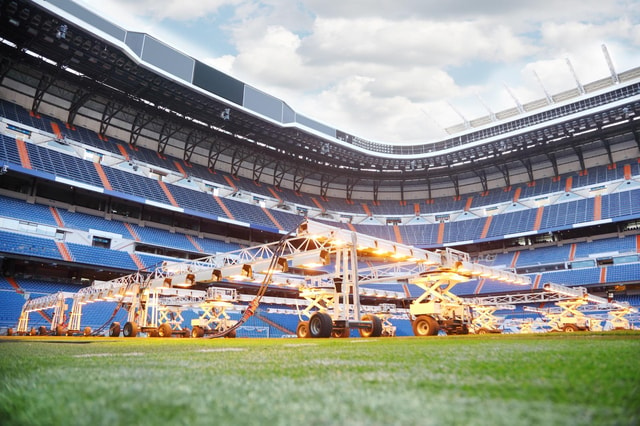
[0,1,639,425]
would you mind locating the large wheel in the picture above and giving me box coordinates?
[123,322,138,338]
[477,327,490,335]
[181,327,191,338]
[108,322,121,337]
[55,325,65,336]
[332,327,350,338]
[29,328,37,336]
[225,328,237,338]
[83,327,92,337]
[158,323,172,338]
[563,324,578,333]
[7,328,13,336]
[191,326,204,338]
[308,312,333,338]
[296,321,310,338]
[38,326,48,336]
[412,315,439,337]
[360,314,383,338]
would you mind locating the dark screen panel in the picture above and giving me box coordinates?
[124,32,144,57]
[282,103,295,123]
[140,36,194,82]
[244,86,282,122]
[296,114,336,138]
[193,61,244,105]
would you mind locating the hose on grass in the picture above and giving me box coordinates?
[206,223,300,338]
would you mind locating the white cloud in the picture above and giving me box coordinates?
[81,0,640,144]
[93,0,241,22]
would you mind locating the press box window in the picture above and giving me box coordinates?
[92,236,111,249]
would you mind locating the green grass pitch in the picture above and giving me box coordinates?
[1,332,639,426]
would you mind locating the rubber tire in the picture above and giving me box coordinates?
[83,326,92,336]
[181,328,191,338]
[6,328,13,336]
[412,316,439,337]
[563,324,578,333]
[191,326,204,338]
[477,328,490,335]
[123,322,138,338]
[308,312,333,338]
[225,328,237,338]
[29,328,37,336]
[360,314,383,338]
[158,323,172,338]
[296,321,310,338]
[332,327,350,338]
[108,322,121,337]
[38,326,48,336]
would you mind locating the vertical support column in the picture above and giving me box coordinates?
[68,299,83,332]
[334,247,346,322]
[17,309,30,333]
[350,232,361,322]
[51,294,67,331]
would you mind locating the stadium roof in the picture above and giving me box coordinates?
[1,0,639,200]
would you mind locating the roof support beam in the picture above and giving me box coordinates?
[571,143,586,172]
[253,156,274,182]
[99,100,124,137]
[546,152,559,178]
[182,128,207,162]
[632,121,640,151]
[31,73,55,113]
[495,163,510,188]
[425,178,432,201]
[474,169,488,193]
[207,142,221,170]
[373,180,381,203]
[272,161,286,189]
[0,55,14,86]
[293,169,307,193]
[319,174,336,199]
[450,173,460,198]
[597,131,615,166]
[129,111,154,147]
[230,148,251,177]
[67,88,93,126]
[345,177,359,201]
[520,158,534,183]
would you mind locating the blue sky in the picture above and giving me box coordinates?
[80,0,640,144]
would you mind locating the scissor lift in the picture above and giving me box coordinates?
[118,285,206,337]
[294,246,384,339]
[608,305,635,330]
[469,304,516,334]
[409,272,473,336]
[191,286,239,338]
[376,303,400,337]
